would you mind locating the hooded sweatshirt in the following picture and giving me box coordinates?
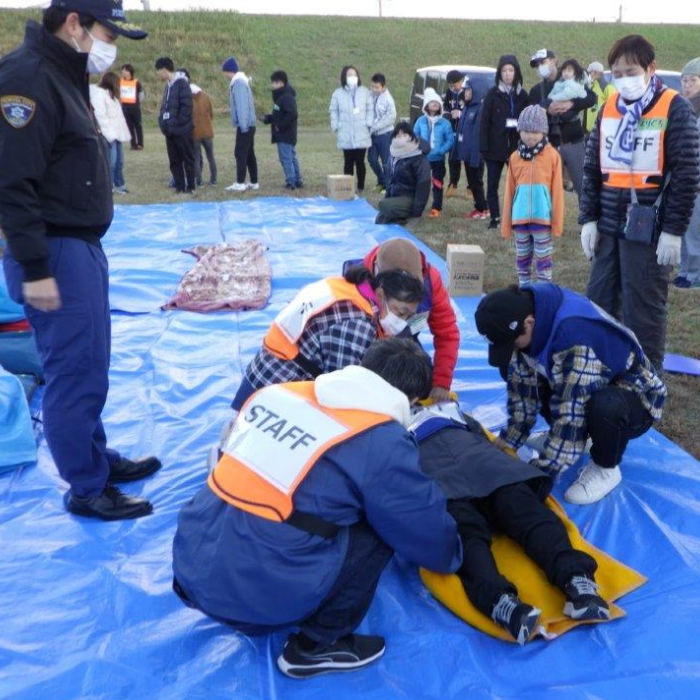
[172,365,462,628]
[413,88,455,162]
[229,71,256,132]
[158,70,193,136]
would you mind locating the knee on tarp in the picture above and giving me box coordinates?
[0,363,37,475]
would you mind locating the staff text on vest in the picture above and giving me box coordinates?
[245,404,318,450]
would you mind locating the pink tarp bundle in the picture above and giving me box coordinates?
[164,240,271,312]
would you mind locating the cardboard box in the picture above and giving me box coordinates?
[326,174,356,201]
[446,244,485,297]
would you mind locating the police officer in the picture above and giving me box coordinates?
[0,1,161,520]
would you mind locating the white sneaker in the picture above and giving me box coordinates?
[225,182,247,192]
[564,463,622,505]
[247,183,260,191]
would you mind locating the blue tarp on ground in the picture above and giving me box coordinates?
[1,197,699,700]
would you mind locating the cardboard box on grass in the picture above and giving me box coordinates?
[327,175,356,201]
[446,244,485,297]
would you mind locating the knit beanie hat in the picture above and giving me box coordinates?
[517,105,549,134]
[221,57,239,73]
[682,57,700,77]
[422,87,442,110]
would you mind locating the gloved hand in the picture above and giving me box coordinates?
[580,221,600,260]
[656,232,682,267]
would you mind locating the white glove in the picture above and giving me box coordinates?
[580,222,600,260]
[656,232,682,267]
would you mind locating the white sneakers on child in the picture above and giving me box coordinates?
[565,463,622,505]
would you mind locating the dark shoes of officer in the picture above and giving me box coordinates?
[108,456,162,484]
[277,632,386,679]
[64,485,153,521]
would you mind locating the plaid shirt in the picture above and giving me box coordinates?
[501,345,666,472]
[246,301,380,389]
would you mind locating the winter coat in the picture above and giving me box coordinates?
[583,78,617,133]
[479,84,530,162]
[89,85,130,144]
[502,144,564,237]
[579,84,700,239]
[382,149,432,217]
[370,88,397,136]
[158,71,193,137]
[363,245,460,390]
[688,108,700,255]
[229,72,256,132]
[264,83,298,145]
[329,85,373,150]
[172,367,462,629]
[443,87,470,132]
[192,89,214,141]
[454,82,487,167]
[414,115,455,162]
[530,79,596,146]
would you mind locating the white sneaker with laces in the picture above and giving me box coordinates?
[226,182,247,192]
[247,182,260,191]
[564,462,621,505]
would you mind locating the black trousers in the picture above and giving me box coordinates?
[449,158,466,187]
[165,133,196,192]
[466,163,488,212]
[122,105,143,149]
[485,159,506,221]
[235,127,258,185]
[430,160,447,211]
[343,148,367,190]
[539,381,654,468]
[448,483,597,616]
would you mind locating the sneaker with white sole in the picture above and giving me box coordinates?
[225,182,247,192]
[491,593,541,645]
[277,632,385,679]
[563,575,610,620]
[564,463,621,505]
[247,182,260,191]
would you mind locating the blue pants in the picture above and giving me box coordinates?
[368,132,392,187]
[109,141,125,189]
[3,238,121,497]
[276,142,302,186]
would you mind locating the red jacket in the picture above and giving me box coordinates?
[363,246,460,390]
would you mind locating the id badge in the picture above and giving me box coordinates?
[408,312,430,336]
[353,107,360,115]
[506,118,518,129]
[458,134,464,142]
[163,111,170,120]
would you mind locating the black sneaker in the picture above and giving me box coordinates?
[563,575,610,620]
[488,218,501,230]
[277,632,385,679]
[64,485,153,521]
[491,593,541,645]
[295,181,305,189]
[109,456,162,484]
[285,183,296,190]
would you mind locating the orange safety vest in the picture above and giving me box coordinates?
[599,88,677,190]
[208,381,391,522]
[120,79,139,105]
[264,277,380,362]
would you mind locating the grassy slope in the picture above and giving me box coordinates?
[1,10,699,459]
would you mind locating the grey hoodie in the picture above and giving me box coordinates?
[230,72,256,132]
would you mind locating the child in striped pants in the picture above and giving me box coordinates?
[501,106,564,287]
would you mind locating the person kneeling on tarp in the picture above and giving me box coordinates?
[475,283,666,505]
[409,400,609,644]
[173,338,462,679]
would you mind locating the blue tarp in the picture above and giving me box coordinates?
[1,197,699,700]
[0,364,36,474]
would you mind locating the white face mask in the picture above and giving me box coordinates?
[73,30,118,75]
[613,74,649,101]
[346,76,359,88]
[380,309,408,336]
[538,63,552,79]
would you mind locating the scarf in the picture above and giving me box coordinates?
[498,82,521,94]
[518,137,549,161]
[609,75,659,166]
[390,138,422,159]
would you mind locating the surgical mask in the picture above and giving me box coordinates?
[346,76,358,88]
[613,74,649,101]
[538,63,552,79]
[380,309,408,336]
[72,30,117,75]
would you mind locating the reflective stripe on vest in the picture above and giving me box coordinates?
[120,80,138,105]
[264,277,377,361]
[599,88,677,190]
[208,381,391,521]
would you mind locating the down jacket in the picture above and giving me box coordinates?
[579,84,700,239]
[329,85,373,150]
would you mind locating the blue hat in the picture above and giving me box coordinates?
[50,0,147,40]
[221,57,239,73]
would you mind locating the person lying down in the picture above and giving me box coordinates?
[408,400,610,644]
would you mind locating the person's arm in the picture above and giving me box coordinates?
[426,268,460,390]
[528,84,540,106]
[137,80,145,102]
[373,92,396,133]
[90,88,112,142]
[179,82,193,130]
[500,154,516,238]
[274,93,297,131]
[411,155,432,216]
[233,81,250,133]
[569,86,597,114]
[362,429,463,574]
[439,123,455,157]
[329,90,339,132]
[500,355,540,449]
[479,90,492,154]
[577,111,603,225]
[365,89,374,129]
[551,149,565,236]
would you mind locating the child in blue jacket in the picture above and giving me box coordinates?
[414,88,455,218]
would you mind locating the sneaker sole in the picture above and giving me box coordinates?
[277,646,385,679]
[562,602,611,621]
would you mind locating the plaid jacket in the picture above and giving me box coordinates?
[501,345,666,472]
[245,301,379,389]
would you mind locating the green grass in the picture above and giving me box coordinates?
[1,10,699,460]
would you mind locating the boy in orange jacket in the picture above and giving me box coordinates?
[501,105,564,287]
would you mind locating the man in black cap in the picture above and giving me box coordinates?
[0,2,161,521]
[475,283,665,505]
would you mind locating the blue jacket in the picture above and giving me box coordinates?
[172,421,462,628]
[414,115,455,162]
[454,83,487,168]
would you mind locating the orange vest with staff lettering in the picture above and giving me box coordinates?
[120,79,139,106]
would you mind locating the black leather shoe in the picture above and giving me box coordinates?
[109,456,162,484]
[64,486,153,521]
